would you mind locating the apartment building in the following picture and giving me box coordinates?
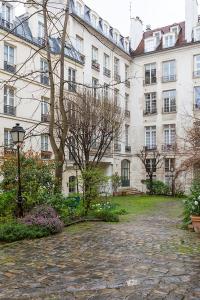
[0,0,133,194]
[130,0,200,192]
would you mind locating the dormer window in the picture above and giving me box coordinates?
[2,3,12,23]
[91,14,98,28]
[194,26,200,42]
[144,37,156,52]
[124,40,129,52]
[163,34,175,48]
[113,32,118,43]
[170,25,179,36]
[153,31,162,45]
[76,1,82,16]
[38,21,44,39]
[103,23,109,36]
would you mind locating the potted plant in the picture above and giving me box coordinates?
[184,195,200,233]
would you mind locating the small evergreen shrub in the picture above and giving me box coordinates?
[94,210,119,222]
[145,180,170,195]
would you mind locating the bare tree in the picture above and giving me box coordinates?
[136,148,165,194]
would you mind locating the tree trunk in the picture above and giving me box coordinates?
[54,156,64,193]
[149,173,153,195]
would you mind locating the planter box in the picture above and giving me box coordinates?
[191,215,200,233]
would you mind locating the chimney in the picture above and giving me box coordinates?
[130,16,143,51]
[185,0,199,42]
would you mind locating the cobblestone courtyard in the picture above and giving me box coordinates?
[0,200,199,300]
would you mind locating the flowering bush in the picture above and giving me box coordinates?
[22,205,64,233]
[91,201,117,212]
[184,196,200,216]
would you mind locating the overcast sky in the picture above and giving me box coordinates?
[16,0,200,36]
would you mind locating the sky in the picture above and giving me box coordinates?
[15,0,200,37]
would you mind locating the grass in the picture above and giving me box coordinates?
[111,195,183,221]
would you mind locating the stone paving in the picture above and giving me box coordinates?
[0,201,200,300]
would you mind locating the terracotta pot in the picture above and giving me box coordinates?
[191,215,200,233]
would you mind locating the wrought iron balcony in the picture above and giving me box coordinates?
[125,80,130,88]
[103,67,111,77]
[114,73,121,82]
[125,145,131,153]
[41,114,50,122]
[162,106,176,113]
[143,108,157,116]
[4,61,16,73]
[40,74,49,85]
[121,179,130,187]
[143,77,157,85]
[144,145,157,151]
[162,75,176,82]
[41,150,52,160]
[162,144,177,152]
[4,105,16,116]
[91,60,100,71]
[114,143,121,152]
[0,18,14,30]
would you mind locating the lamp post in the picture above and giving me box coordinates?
[10,123,25,218]
[170,166,175,197]
[73,162,79,194]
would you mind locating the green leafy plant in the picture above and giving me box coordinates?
[94,210,119,222]
[183,179,200,227]
[111,172,121,194]
[145,180,170,195]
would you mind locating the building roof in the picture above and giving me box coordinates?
[132,21,187,56]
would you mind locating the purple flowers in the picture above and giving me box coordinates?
[22,205,64,233]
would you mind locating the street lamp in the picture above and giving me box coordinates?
[10,123,25,218]
[170,166,175,197]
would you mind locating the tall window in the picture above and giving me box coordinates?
[103,83,109,99]
[41,134,49,151]
[76,1,82,16]
[121,159,130,187]
[195,86,200,109]
[125,125,129,146]
[41,98,49,122]
[4,86,15,115]
[2,3,12,23]
[4,44,14,65]
[163,90,176,113]
[144,92,156,114]
[76,35,83,54]
[144,63,156,85]
[113,32,118,43]
[103,53,110,69]
[125,93,129,111]
[68,68,76,92]
[162,60,176,82]
[114,57,120,75]
[91,14,98,27]
[92,46,98,62]
[69,176,76,193]
[114,89,119,106]
[40,58,49,85]
[125,64,129,80]
[194,55,200,77]
[145,126,156,150]
[146,159,156,173]
[92,77,99,98]
[4,129,13,148]
[164,124,176,146]
[103,23,109,35]
[165,158,175,186]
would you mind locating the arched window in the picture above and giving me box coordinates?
[69,176,76,193]
[121,159,130,187]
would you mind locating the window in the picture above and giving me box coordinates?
[144,92,157,114]
[76,35,83,54]
[125,41,129,52]
[68,68,76,92]
[4,129,13,148]
[165,158,175,172]
[113,32,118,43]
[145,126,156,150]
[194,26,200,42]
[144,63,156,85]
[144,38,156,52]
[121,159,130,187]
[195,86,200,109]
[103,53,110,69]
[38,21,44,39]
[163,90,176,113]
[170,26,179,36]
[125,93,129,111]
[114,89,119,106]
[92,46,98,63]
[163,34,175,48]
[4,44,14,65]
[2,3,12,23]
[103,23,109,35]
[162,60,176,82]
[146,159,156,173]
[76,1,82,16]
[69,176,76,193]
[114,57,120,76]
[40,58,49,85]
[4,86,15,116]
[153,31,161,45]
[92,77,99,98]
[91,14,98,27]
[125,64,129,81]
[164,124,176,146]
[41,98,49,122]
[103,83,109,99]
[125,125,129,146]
[194,55,200,77]
[41,134,49,151]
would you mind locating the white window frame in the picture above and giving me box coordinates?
[145,126,156,150]
[92,46,98,63]
[41,134,49,151]
[144,63,157,85]
[114,57,120,75]
[144,37,156,52]
[4,44,15,65]
[194,26,200,42]
[162,60,176,82]
[125,125,129,146]
[164,124,176,146]
[194,55,200,77]
[76,35,83,54]
[76,1,82,16]
[163,90,176,113]
[195,86,200,109]
[103,53,110,69]
[68,68,76,92]
[145,92,157,114]
[163,33,175,48]
[2,3,12,23]
[4,129,13,148]
[153,31,162,45]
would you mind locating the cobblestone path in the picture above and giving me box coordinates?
[0,200,200,300]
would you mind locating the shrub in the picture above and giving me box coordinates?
[0,222,50,242]
[145,180,170,195]
[22,205,64,233]
[0,192,16,218]
[94,210,119,222]
[183,179,200,227]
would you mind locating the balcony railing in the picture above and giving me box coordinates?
[41,114,50,122]
[193,70,200,78]
[143,77,157,85]
[80,54,85,64]
[125,80,130,88]
[162,106,176,113]
[114,143,121,152]
[162,144,177,152]
[40,74,49,85]
[114,73,121,82]
[4,61,16,73]
[162,75,176,82]
[41,150,52,160]
[125,110,130,118]
[4,147,16,158]
[4,105,16,116]
[144,145,157,151]
[91,60,100,71]
[103,67,111,77]
[0,18,14,30]
[125,145,131,153]
[143,108,157,115]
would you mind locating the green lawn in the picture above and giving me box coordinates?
[111,195,183,221]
